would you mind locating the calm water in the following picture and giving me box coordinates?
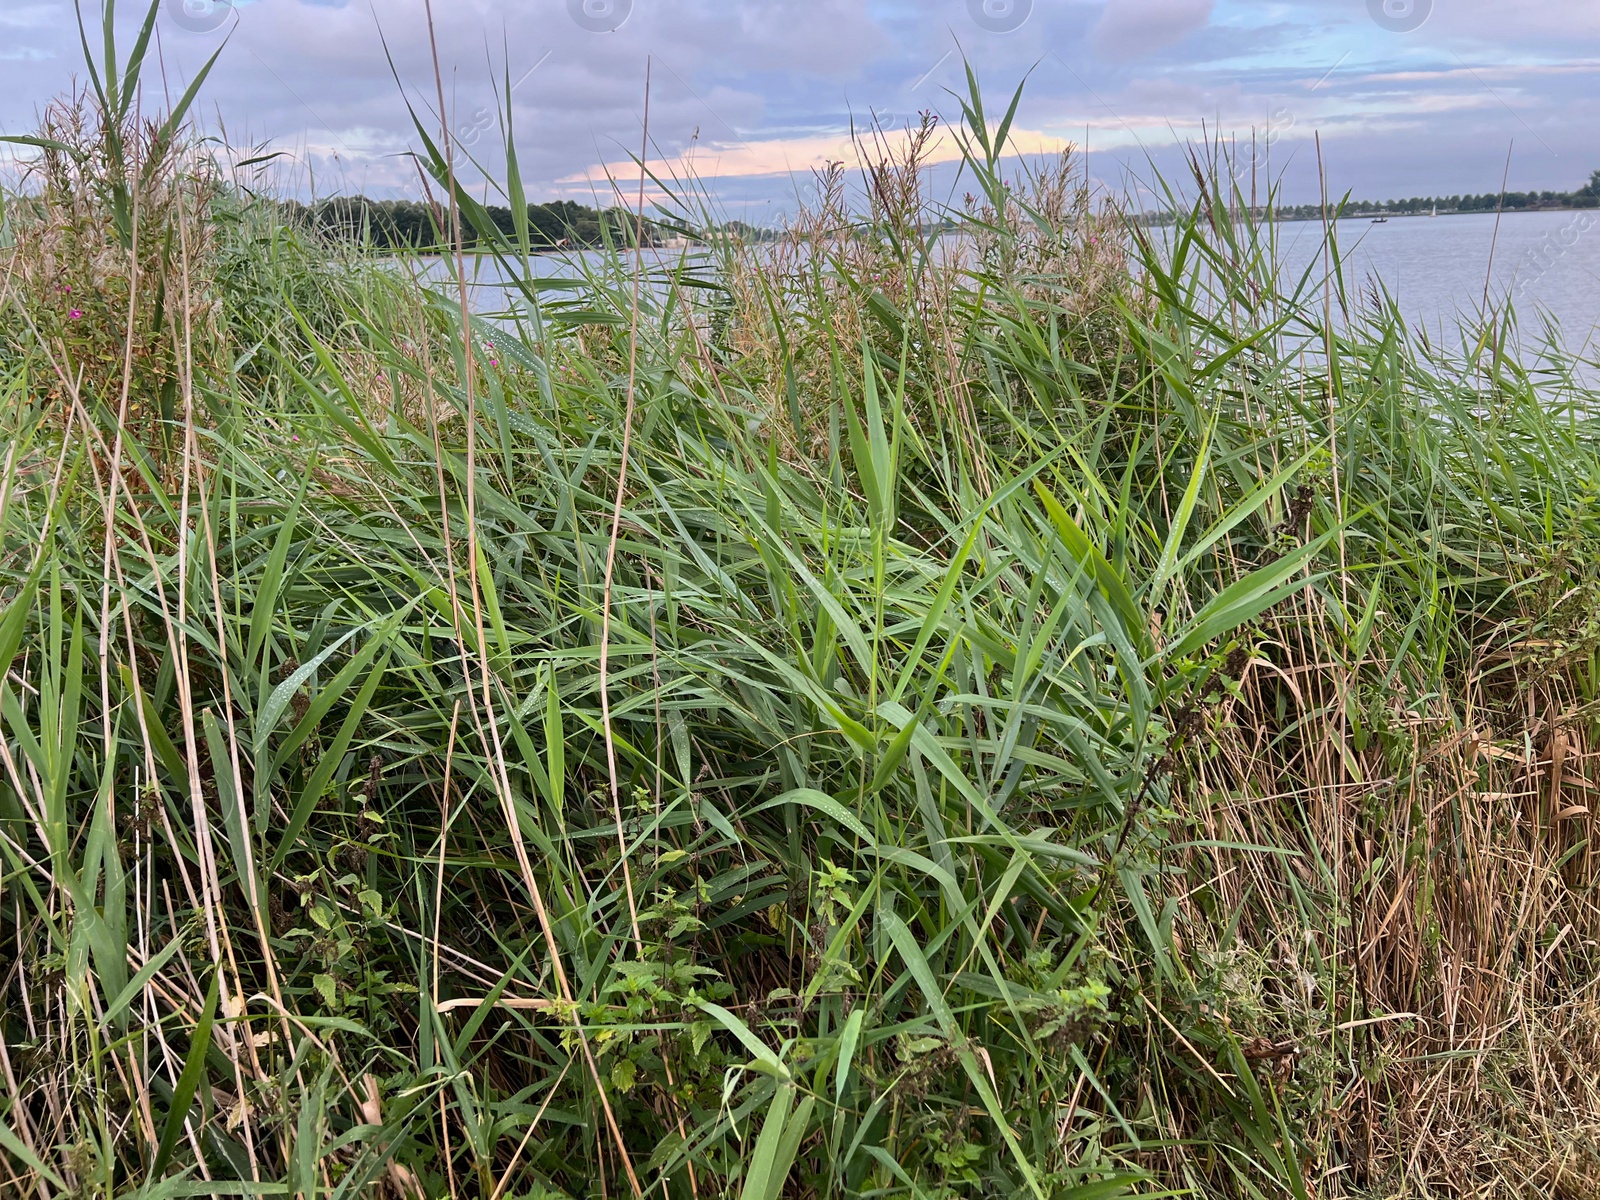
[414,250,696,313]
[1275,210,1600,352]
[421,209,1600,359]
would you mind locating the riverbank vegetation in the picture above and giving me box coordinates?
[274,199,773,253]
[1350,165,1600,214]
[1140,168,1600,225]
[3,6,1600,1198]
[283,196,655,253]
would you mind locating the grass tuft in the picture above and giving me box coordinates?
[3,8,1600,1198]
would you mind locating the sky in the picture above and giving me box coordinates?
[2,0,1597,222]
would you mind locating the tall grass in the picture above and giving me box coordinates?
[4,7,1600,1198]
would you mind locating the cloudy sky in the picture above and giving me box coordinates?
[2,0,1596,221]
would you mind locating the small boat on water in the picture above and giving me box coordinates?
[1372,216,1389,224]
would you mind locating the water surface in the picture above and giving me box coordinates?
[1276,209,1600,352]
[417,209,1600,360]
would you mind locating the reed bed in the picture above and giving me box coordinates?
[2,7,1600,1198]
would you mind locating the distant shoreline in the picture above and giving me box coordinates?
[1138,204,1599,227]
[1137,171,1600,227]
[1293,206,1594,223]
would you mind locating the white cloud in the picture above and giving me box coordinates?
[1092,0,1215,60]
[0,3,62,30]
[0,0,1594,206]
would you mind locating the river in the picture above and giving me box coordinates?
[416,208,1600,359]
[1275,209,1599,351]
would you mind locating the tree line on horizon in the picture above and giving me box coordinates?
[281,196,785,251]
[280,196,665,251]
[1239,168,1600,223]
[291,168,1600,247]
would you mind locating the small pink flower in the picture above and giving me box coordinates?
[490,359,499,367]
[69,309,83,320]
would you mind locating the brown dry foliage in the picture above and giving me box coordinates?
[1162,583,1600,1196]
[715,116,1132,485]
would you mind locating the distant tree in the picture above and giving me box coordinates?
[1579,169,1600,198]
[281,195,664,252]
